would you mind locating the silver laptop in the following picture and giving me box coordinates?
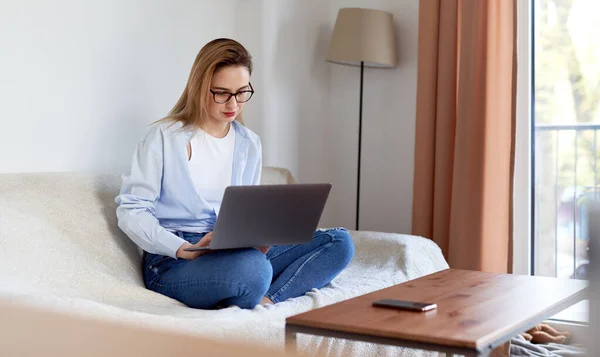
[184,183,331,251]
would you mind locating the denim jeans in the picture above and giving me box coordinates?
[143,228,355,309]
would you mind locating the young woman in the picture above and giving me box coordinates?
[115,38,354,309]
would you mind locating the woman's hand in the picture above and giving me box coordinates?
[255,246,270,254]
[176,232,213,260]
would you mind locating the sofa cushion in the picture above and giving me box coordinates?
[0,167,295,303]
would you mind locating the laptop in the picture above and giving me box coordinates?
[183,183,331,251]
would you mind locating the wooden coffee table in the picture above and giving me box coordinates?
[285,269,588,356]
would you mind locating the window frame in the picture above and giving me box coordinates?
[513,0,533,276]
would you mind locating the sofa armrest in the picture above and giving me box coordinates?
[260,167,296,185]
[347,230,449,281]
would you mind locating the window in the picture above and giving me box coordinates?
[529,0,598,323]
[532,0,599,280]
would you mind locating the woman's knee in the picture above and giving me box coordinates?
[329,229,355,267]
[153,250,272,309]
[230,249,273,294]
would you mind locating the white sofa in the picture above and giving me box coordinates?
[0,167,448,357]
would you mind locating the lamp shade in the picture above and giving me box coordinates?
[326,8,397,68]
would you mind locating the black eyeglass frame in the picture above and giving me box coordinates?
[209,83,254,104]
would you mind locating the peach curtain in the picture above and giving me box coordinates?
[412,0,516,273]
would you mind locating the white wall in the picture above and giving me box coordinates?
[238,0,419,232]
[326,0,419,233]
[0,0,236,173]
[0,0,419,234]
[235,0,338,225]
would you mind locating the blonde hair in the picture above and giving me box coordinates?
[161,38,253,128]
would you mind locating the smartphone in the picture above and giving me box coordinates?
[372,299,437,312]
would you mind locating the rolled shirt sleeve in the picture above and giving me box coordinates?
[115,125,186,258]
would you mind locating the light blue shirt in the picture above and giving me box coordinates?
[115,120,262,259]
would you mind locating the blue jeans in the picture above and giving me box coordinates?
[143,228,354,309]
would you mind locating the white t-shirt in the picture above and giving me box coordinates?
[187,126,236,215]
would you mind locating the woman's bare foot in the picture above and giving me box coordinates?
[260,296,273,305]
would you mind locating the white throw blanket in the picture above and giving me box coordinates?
[0,171,449,357]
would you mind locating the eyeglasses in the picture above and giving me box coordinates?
[209,83,254,104]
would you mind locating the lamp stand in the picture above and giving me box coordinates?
[356,61,364,231]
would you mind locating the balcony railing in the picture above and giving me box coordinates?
[534,123,599,279]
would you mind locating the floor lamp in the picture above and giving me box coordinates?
[325,8,397,230]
